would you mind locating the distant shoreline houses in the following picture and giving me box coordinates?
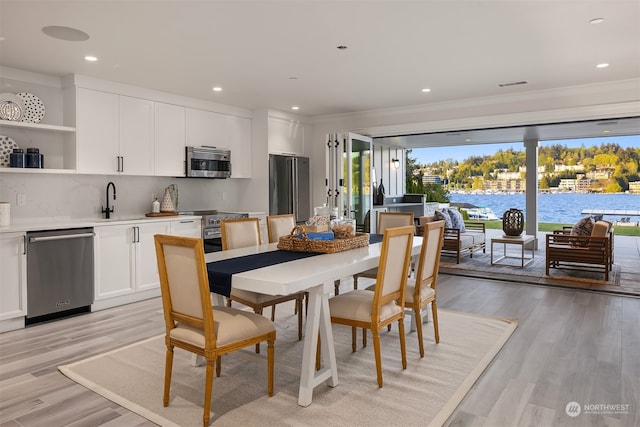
[418,164,640,194]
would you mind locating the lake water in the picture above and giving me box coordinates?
[449,192,640,223]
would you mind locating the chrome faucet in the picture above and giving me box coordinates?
[102,181,117,219]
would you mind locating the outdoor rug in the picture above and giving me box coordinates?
[438,247,629,295]
[58,309,517,427]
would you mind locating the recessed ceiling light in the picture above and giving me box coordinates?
[291,106,300,110]
[421,88,431,93]
[465,138,471,142]
[42,25,89,41]
[84,56,97,62]
[590,18,605,24]
[602,129,611,133]
[212,87,222,92]
[596,63,609,68]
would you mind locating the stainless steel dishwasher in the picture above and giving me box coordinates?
[26,228,94,323]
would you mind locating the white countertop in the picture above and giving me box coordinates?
[0,215,202,234]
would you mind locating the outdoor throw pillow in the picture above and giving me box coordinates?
[571,215,594,237]
[446,208,466,232]
[570,215,594,247]
[434,209,453,229]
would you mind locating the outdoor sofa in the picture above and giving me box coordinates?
[418,215,486,263]
[545,219,614,281]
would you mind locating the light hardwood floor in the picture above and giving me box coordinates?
[1,275,638,426]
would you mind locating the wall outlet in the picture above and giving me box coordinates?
[222,191,227,201]
[17,194,26,206]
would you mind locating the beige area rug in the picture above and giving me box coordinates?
[59,309,516,427]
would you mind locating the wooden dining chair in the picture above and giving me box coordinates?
[352,212,414,290]
[329,225,414,388]
[154,234,276,427]
[404,220,445,357]
[266,214,311,314]
[222,218,305,349]
[266,213,296,243]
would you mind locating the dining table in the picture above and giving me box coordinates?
[205,235,423,407]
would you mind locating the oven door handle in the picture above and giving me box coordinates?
[203,230,221,239]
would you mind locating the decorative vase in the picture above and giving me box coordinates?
[160,188,175,212]
[167,184,178,211]
[502,208,524,236]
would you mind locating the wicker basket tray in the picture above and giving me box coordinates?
[278,226,369,254]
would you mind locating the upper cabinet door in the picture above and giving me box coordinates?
[155,103,186,177]
[185,108,226,148]
[119,96,155,176]
[226,115,252,178]
[77,88,119,174]
[268,116,306,155]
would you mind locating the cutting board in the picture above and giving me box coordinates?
[145,212,179,217]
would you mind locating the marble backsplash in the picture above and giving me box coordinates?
[0,172,254,224]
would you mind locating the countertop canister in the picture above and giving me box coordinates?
[0,202,10,226]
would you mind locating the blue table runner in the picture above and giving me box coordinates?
[206,233,383,297]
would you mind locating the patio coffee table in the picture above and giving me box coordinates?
[491,234,535,268]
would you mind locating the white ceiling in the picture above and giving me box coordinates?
[1,0,639,143]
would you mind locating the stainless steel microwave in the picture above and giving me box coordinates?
[185,146,231,178]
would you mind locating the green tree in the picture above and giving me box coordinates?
[405,150,450,202]
[471,177,484,190]
[605,181,622,193]
[594,153,618,166]
[539,176,551,189]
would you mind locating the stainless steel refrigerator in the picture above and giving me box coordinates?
[269,154,311,223]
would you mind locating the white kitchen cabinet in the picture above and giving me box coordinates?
[120,96,155,175]
[77,88,119,174]
[93,221,170,309]
[170,218,202,238]
[135,221,170,291]
[186,108,226,148]
[77,89,155,175]
[226,115,252,178]
[268,116,308,156]
[155,102,186,177]
[0,232,27,332]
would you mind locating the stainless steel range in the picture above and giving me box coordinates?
[179,210,249,253]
